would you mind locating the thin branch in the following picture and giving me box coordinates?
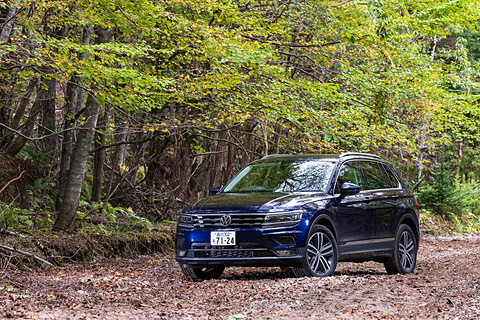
[0,229,60,266]
[0,170,25,194]
[331,0,356,7]
[0,122,86,142]
[117,6,139,27]
[0,244,54,267]
[191,149,227,157]
[242,34,341,48]
[89,136,158,154]
[0,64,36,71]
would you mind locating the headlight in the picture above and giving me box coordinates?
[263,210,303,228]
[178,213,194,228]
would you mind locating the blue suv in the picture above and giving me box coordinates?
[175,153,420,279]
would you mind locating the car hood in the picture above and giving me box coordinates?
[189,192,331,213]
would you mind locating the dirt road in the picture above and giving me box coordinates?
[2,234,479,319]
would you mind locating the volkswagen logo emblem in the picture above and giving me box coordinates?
[220,215,232,227]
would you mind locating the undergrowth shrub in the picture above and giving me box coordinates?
[417,157,480,233]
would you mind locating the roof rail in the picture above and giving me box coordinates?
[261,154,286,159]
[339,152,382,159]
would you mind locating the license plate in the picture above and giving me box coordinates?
[210,231,236,246]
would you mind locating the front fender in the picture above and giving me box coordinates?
[308,211,338,242]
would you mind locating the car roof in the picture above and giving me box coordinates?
[255,152,383,163]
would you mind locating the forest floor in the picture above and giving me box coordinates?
[1,233,479,320]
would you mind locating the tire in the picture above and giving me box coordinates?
[180,265,225,280]
[292,225,338,277]
[384,224,418,275]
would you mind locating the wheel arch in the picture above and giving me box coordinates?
[311,211,338,242]
[398,211,420,244]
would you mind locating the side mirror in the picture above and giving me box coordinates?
[339,182,360,199]
[210,186,223,195]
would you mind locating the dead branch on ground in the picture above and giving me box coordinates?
[0,243,54,267]
[1,229,60,266]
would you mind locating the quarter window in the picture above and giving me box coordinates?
[381,164,400,188]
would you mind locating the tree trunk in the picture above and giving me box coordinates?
[225,133,238,182]
[240,118,257,168]
[173,132,193,200]
[0,6,17,44]
[10,77,37,128]
[0,4,16,140]
[271,122,282,155]
[57,26,92,209]
[91,109,107,202]
[5,80,45,156]
[53,91,102,230]
[54,27,112,230]
[4,3,64,157]
[415,123,429,183]
[104,117,130,197]
[57,76,80,209]
[201,136,212,197]
[39,76,56,150]
[211,126,227,188]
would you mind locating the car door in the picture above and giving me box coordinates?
[357,161,399,250]
[374,163,408,240]
[333,161,374,251]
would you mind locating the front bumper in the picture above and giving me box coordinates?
[175,227,306,267]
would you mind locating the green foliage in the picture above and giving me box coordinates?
[0,202,53,231]
[81,179,93,202]
[4,0,480,155]
[28,179,56,212]
[420,208,480,235]
[3,0,480,235]
[417,161,458,216]
[458,147,480,178]
[459,20,480,61]
[417,160,480,223]
[0,203,22,228]
[454,175,480,216]
[122,208,154,232]
[75,202,153,235]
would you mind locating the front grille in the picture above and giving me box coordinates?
[188,213,266,228]
[186,242,273,258]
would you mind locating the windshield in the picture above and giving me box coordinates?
[223,160,336,193]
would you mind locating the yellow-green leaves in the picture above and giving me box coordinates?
[5,0,480,159]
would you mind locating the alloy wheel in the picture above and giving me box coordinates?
[399,230,415,271]
[307,231,335,275]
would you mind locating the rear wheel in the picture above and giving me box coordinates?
[180,265,225,280]
[292,225,338,277]
[384,224,418,275]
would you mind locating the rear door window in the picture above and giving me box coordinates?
[358,161,389,190]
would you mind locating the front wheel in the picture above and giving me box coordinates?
[384,224,418,275]
[292,225,338,277]
[180,265,225,280]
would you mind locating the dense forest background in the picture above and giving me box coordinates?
[1,0,480,233]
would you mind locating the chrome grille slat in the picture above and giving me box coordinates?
[190,213,267,228]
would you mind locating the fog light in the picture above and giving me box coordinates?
[276,249,293,256]
[177,250,187,257]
